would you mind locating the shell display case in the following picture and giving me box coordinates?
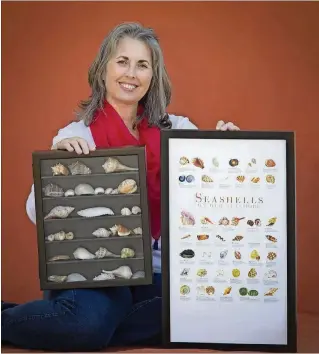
[32,147,153,290]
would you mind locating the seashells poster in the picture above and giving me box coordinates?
[161,132,296,350]
[32,147,153,290]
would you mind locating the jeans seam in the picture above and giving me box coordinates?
[2,290,77,328]
[124,296,161,320]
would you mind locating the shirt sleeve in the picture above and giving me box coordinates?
[168,114,198,130]
[26,184,36,225]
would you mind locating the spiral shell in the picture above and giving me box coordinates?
[102,157,138,173]
[44,206,75,220]
[73,247,95,260]
[68,161,91,175]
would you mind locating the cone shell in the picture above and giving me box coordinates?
[118,179,137,194]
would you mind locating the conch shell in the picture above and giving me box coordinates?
[118,179,137,194]
[74,183,95,196]
[92,228,111,238]
[68,161,91,175]
[95,247,120,259]
[77,207,114,217]
[44,206,75,220]
[43,183,64,197]
[102,265,133,279]
[51,163,69,176]
[73,247,95,260]
[102,157,138,173]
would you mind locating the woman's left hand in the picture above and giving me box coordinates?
[216,120,240,131]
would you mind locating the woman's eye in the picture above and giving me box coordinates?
[139,63,148,69]
[117,60,127,65]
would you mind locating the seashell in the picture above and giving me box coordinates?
[179,156,189,165]
[192,157,205,169]
[68,161,91,175]
[186,175,195,183]
[132,206,141,215]
[105,188,113,194]
[121,248,135,258]
[202,175,213,183]
[212,157,219,168]
[92,228,111,238]
[64,189,75,197]
[265,159,276,168]
[180,249,195,258]
[43,183,64,197]
[74,183,95,196]
[111,188,119,194]
[102,265,133,279]
[102,157,138,173]
[77,207,114,218]
[133,227,142,235]
[44,206,75,220]
[229,159,239,167]
[132,271,145,279]
[220,250,228,259]
[94,187,105,195]
[121,207,132,216]
[47,231,65,241]
[51,163,69,176]
[117,225,132,237]
[110,225,119,235]
[95,247,120,259]
[48,255,70,262]
[73,247,95,260]
[65,232,74,240]
[66,273,87,282]
[180,210,195,226]
[93,273,115,281]
[48,275,67,283]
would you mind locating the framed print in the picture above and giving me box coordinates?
[32,146,153,290]
[161,130,296,353]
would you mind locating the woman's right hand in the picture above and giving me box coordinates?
[52,137,95,155]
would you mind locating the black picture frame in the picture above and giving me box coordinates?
[161,129,297,353]
[32,146,153,290]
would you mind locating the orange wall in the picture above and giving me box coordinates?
[2,2,319,314]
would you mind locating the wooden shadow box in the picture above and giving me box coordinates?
[32,146,153,290]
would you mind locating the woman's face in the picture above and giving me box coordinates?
[105,37,153,106]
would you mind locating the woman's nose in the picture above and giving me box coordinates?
[125,64,137,78]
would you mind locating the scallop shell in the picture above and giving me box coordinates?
[94,187,105,195]
[121,248,135,258]
[105,188,113,195]
[51,163,69,176]
[43,183,64,197]
[93,273,115,281]
[77,207,114,217]
[102,157,138,173]
[66,273,87,282]
[64,189,75,197]
[95,247,120,259]
[48,255,70,262]
[121,207,132,216]
[132,271,145,279]
[68,161,91,175]
[44,206,75,220]
[131,206,141,215]
[118,179,137,194]
[73,247,95,260]
[133,227,142,235]
[74,183,95,196]
[92,228,111,238]
[65,232,74,240]
[48,275,67,283]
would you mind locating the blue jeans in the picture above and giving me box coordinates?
[1,273,162,351]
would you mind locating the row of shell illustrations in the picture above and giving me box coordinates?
[43,179,138,198]
[46,225,143,241]
[48,246,137,262]
[50,157,138,176]
[48,266,145,283]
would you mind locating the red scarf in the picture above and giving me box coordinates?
[89,100,161,242]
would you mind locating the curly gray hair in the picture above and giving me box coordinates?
[76,22,172,129]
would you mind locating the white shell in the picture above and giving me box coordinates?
[95,247,120,259]
[64,189,75,197]
[47,231,66,241]
[44,206,75,220]
[133,227,142,235]
[102,157,138,173]
[73,247,95,260]
[102,265,133,279]
[74,183,95,196]
[93,273,115,281]
[121,207,132,216]
[94,187,105,195]
[66,273,87,282]
[77,207,114,218]
[118,179,137,194]
[105,188,113,195]
[132,206,141,215]
[92,228,111,238]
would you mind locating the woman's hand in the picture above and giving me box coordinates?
[216,120,240,131]
[51,137,95,155]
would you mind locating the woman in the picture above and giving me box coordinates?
[2,22,239,351]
